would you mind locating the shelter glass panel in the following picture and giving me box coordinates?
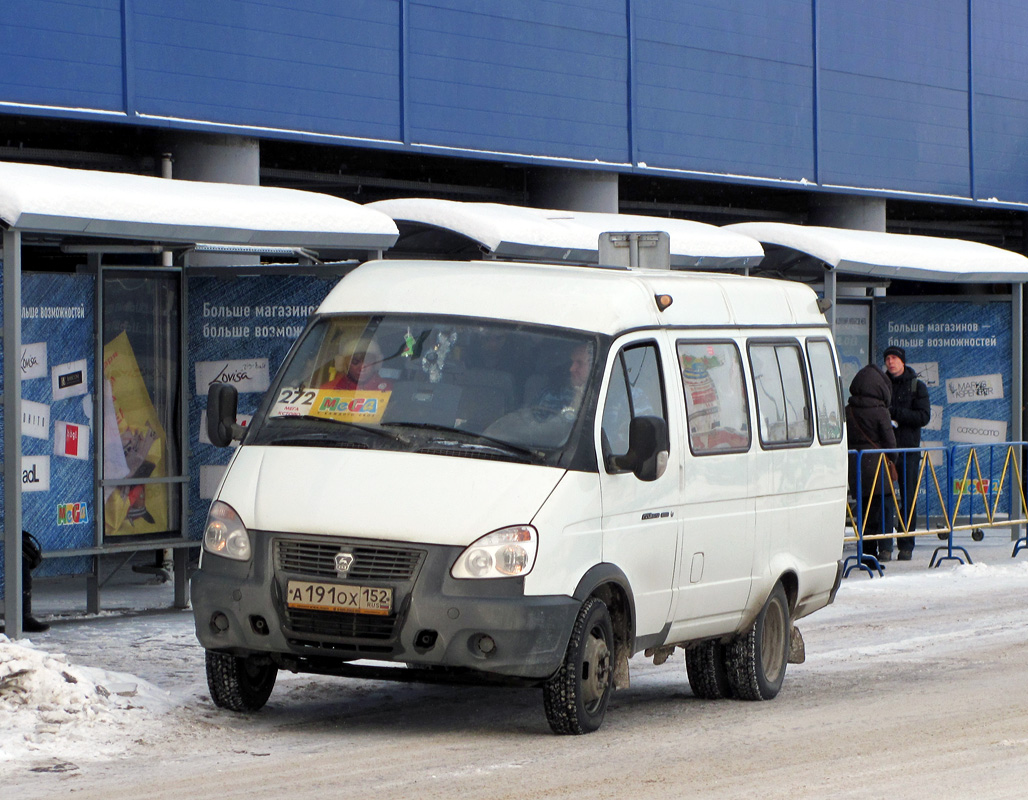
[101,271,182,540]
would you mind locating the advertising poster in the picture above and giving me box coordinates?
[875,299,1012,505]
[834,301,871,400]
[102,330,171,537]
[1,273,96,590]
[187,275,336,539]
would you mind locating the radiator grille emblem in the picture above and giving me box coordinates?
[334,552,355,575]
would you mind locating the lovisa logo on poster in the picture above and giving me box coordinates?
[195,359,270,395]
[20,342,48,380]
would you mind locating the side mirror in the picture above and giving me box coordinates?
[611,416,669,481]
[207,383,243,448]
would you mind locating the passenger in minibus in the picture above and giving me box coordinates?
[321,338,392,392]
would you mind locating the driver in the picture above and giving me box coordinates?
[534,342,593,419]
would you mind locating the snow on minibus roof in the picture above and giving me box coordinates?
[367,198,764,269]
[725,222,1028,283]
[318,259,826,334]
[0,161,398,249]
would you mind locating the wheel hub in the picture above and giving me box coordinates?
[760,599,787,683]
[581,627,612,709]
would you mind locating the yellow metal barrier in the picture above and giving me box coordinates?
[845,442,1028,576]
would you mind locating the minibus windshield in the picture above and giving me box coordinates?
[248,314,599,464]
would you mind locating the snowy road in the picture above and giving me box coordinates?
[3,542,1028,799]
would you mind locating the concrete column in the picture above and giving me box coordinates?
[809,195,886,232]
[165,133,261,266]
[169,133,260,186]
[528,168,619,213]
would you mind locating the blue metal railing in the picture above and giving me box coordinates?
[845,441,1028,578]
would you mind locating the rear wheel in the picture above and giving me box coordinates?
[543,597,614,735]
[685,639,733,700]
[205,650,278,712]
[725,582,790,701]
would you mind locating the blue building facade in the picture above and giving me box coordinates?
[2,0,1028,207]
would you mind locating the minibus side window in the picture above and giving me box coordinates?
[806,339,844,444]
[601,342,667,471]
[677,341,751,455]
[749,342,813,448]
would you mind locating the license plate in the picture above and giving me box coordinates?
[286,580,392,616]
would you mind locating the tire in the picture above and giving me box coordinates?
[685,640,733,700]
[543,597,614,735]
[205,650,278,712]
[725,582,790,701]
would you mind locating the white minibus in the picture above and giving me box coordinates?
[193,258,847,734]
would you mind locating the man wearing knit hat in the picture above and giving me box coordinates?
[883,345,931,560]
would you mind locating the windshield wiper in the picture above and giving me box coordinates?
[266,433,369,449]
[383,422,542,461]
[267,416,407,444]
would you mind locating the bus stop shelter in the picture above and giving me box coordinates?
[1,160,398,637]
[726,221,1028,467]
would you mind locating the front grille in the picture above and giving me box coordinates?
[285,608,397,640]
[275,538,424,580]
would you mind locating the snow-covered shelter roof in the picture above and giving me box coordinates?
[725,222,1028,283]
[367,198,763,269]
[0,161,398,250]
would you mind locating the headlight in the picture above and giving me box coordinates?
[451,525,537,579]
[202,501,252,561]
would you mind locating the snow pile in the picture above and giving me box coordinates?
[803,559,1028,669]
[0,635,174,774]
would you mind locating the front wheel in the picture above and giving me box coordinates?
[543,597,614,735]
[205,650,278,712]
[725,582,791,701]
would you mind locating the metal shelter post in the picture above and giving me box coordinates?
[3,229,23,638]
[823,267,838,333]
[176,248,191,608]
[1013,282,1024,544]
[89,251,103,615]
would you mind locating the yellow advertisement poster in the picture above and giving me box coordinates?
[308,390,391,423]
[102,331,170,537]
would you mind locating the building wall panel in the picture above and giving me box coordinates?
[818,0,970,196]
[0,0,124,112]
[407,0,629,161]
[972,0,1028,202]
[130,0,402,140]
[632,0,815,181]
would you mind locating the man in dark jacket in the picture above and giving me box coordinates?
[883,345,931,560]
